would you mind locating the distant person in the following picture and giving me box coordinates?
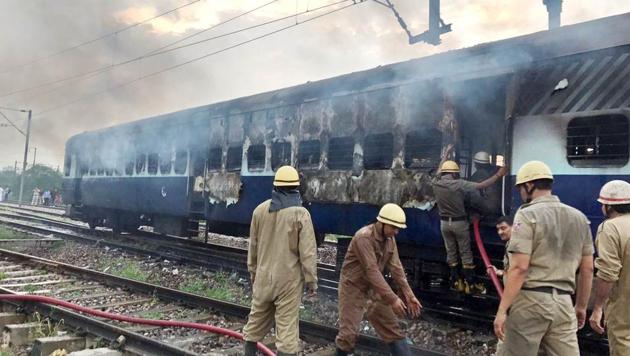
[4,187,10,201]
[42,190,52,206]
[31,187,41,205]
[53,189,62,206]
[0,186,4,202]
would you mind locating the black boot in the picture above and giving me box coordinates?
[244,341,257,356]
[462,266,486,295]
[335,347,354,355]
[388,339,412,356]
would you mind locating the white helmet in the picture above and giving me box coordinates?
[598,180,630,205]
[473,151,491,164]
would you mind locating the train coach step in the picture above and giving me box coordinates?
[31,335,86,356]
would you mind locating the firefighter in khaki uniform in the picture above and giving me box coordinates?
[589,180,630,355]
[494,161,594,356]
[335,204,422,356]
[432,145,507,293]
[243,166,318,356]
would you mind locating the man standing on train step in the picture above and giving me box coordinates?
[242,166,318,356]
[432,144,507,294]
[589,180,630,356]
[494,161,594,356]
[335,203,422,356]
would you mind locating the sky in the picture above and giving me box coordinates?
[0,0,629,170]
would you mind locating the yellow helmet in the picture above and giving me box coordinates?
[515,161,553,185]
[441,160,460,173]
[377,203,407,229]
[598,180,630,205]
[273,166,300,187]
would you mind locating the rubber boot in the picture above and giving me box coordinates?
[335,347,354,355]
[449,265,464,292]
[462,266,486,295]
[244,341,257,356]
[388,339,412,356]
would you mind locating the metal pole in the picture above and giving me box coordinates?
[18,110,32,206]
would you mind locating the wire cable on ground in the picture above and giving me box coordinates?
[37,0,365,116]
[0,294,276,356]
[0,0,204,75]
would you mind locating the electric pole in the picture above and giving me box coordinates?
[32,147,37,167]
[18,110,32,206]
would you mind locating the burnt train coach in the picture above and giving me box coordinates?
[63,13,630,282]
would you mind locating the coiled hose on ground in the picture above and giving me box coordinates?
[0,294,275,356]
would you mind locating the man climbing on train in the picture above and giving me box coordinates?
[589,180,630,355]
[242,166,318,356]
[335,203,422,356]
[493,161,594,356]
[432,144,507,294]
[469,151,503,221]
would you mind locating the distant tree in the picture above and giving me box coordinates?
[0,165,62,202]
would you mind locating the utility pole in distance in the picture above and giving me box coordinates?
[18,110,32,206]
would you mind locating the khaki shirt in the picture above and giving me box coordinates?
[594,214,630,324]
[503,240,511,285]
[508,195,594,293]
[340,223,413,304]
[432,176,478,217]
[247,199,318,291]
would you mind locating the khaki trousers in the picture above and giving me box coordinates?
[499,290,579,356]
[606,301,630,356]
[243,276,303,354]
[440,220,473,266]
[335,281,405,351]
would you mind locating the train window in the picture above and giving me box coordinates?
[105,168,113,176]
[79,160,89,176]
[227,146,243,171]
[64,154,71,177]
[272,142,291,171]
[159,152,172,175]
[208,147,222,171]
[192,152,205,176]
[364,133,394,170]
[147,153,159,175]
[248,144,266,171]
[405,129,443,169]
[567,115,629,167]
[125,160,135,176]
[136,153,146,174]
[174,150,188,174]
[328,137,354,170]
[97,168,105,176]
[298,140,321,169]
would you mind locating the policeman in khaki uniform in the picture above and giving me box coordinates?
[243,166,318,356]
[335,204,422,356]
[589,180,630,355]
[432,145,507,293]
[493,161,594,356]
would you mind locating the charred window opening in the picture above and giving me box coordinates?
[298,140,321,169]
[125,160,134,176]
[174,150,188,174]
[97,167,105,176]
[192,151,206,176]
[248,144,266,171]
[136,153,146,174]
[79,159,89,176]
[226,146,242,171]
[64,153,71,177]
[147,153,159,175]
[159,152,172,175]
[328,137,354,170]
[208,147,222,171]
[364,133,394,170]
[105,168,113,176]
[567,115,629,167]
[405,129,443,169]
[272,142,291,171]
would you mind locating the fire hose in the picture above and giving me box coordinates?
[472,218,504,299]
[0,294,275,356]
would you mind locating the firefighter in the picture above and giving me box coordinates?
[589,180,630,355]
[243,166,318,356]
[493,161,594,356]
[432,145,507,293]
[469,151,503,219]
[335,203,422,356]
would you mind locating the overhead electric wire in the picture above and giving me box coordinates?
[0,0,204,75]
[0,110,25,136]
[37,0,365,116]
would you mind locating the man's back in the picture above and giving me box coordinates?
[432,176,477,217]
[596,214,630,305]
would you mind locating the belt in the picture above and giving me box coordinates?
[440,216,467,222]
[521,286,572,295]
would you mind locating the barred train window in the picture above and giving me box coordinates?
[159,152,172,174]
[405,129,443,169]
[328,137,354,170]
[272,142,291,171]
[567,115,629,167]
[299,140,321,169]
[125,160,134,176]
[226,146,242,171]
[248,144,266,171]
[364,133,393,170]
[208,147,222,171]
[174,150,188,175]
[147,153,159,175]
[135,153,146,174]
